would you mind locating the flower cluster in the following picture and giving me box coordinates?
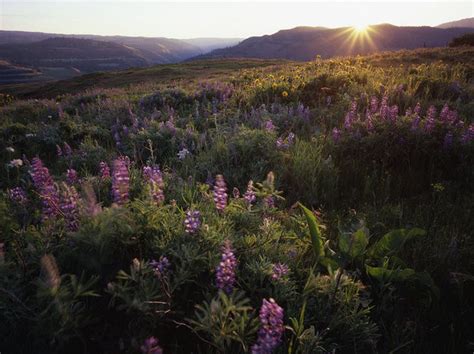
[150,256,170,278]
[213,174,228,211]
[99,162,110,180]
[177,147,190,160]
[66,169,78,185]
[244,180,256,205]
[30,157,60,220]
[112,158,130,204]
[276,132,295,149]
[216,240,237,294]
[184,209,201,234]
[270,263,289,281]
[251,298,285,354]
[60,184,80,231]
[140,337,163,354]
[8,187,28,206]
[143,166,165,204]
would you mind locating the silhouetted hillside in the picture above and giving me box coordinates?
[0,30,238,63]
[0,37,148,73]
[437,17,474,29]
[194,24,474,61]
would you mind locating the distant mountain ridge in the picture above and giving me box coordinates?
[0,30,241,63]
[193,24,474,61]
[437,17,474,29]
[0,30,242,83]
[0,37,148,74]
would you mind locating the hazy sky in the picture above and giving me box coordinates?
[1,1,473,38]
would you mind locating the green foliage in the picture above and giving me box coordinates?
[0,48,473,353]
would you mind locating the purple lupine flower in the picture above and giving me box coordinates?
[389,105,399,122]
[379,95,389,120]
[264,120,275,132]
[66,169,78,185]
[332,127,341,143]
[413,102,422,117]
[264,195,275,209]
[8,187,28,206]
[344,100,357,129]
[251,298,285,354]
[443,132,454,149]
[460,123,474,144]
[424,105,437,133]
[143,166,165,204]
[244,180,256,205]
[99,162,110,180]
[213,174,228,211]
[276,133,295,149]
[216,240,237,294]
[60,184,80,231]
[63,142,72,157]
[140,336,163,354]
[411,116,421,132]
[112,158,130,204]
[184,209,201,234]
[439,103,450,122]
[271,263,289,281]
[56,144,63,157]
[150,256,170,278]
[287,132,295,145]
[177,147,190,160]
[369,96,378,114]
[326,96,332,106]
[30,157,60,220]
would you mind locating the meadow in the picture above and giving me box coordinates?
[0,47,473,353]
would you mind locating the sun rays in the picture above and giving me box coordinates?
[330,24,378,56]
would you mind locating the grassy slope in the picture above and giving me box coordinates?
[0,59,288,99]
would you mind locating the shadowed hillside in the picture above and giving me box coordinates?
[195,24,474,61]
[437,17,474,29]
[0,37,149,73]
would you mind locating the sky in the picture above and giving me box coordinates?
[0,0,473,39]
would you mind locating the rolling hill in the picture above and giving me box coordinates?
[437,17,474,29]
[0,37,149,74]
[0,30,240,63]
[193,24,474,61]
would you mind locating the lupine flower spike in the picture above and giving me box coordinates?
[150,256,170,278]
[30,157,60,220]
[112,158,130,204]
[99,162,110,180]
[251,298,285,354]
[271,263,289,281]
[216,240,237,294]
[213,174,228,211]
[140,336,163,354]
[60,183,80,231]
[184,209,201,234]
[244,180,256,205]
[143,166,165,204]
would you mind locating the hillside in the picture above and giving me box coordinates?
[195,24,474,61]
[0,60,44,84]
[0,30,237,63]
[437,17,474,29]
[0,37,148,75]
[0,58,286,98]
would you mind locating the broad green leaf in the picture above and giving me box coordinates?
[298,203,324,260]
[366,264,415,283]
[339,227,369,259]
[369,228,425,259]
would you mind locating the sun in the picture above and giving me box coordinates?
[353,23,369,33]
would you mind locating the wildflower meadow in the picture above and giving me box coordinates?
[0,47,473,353]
